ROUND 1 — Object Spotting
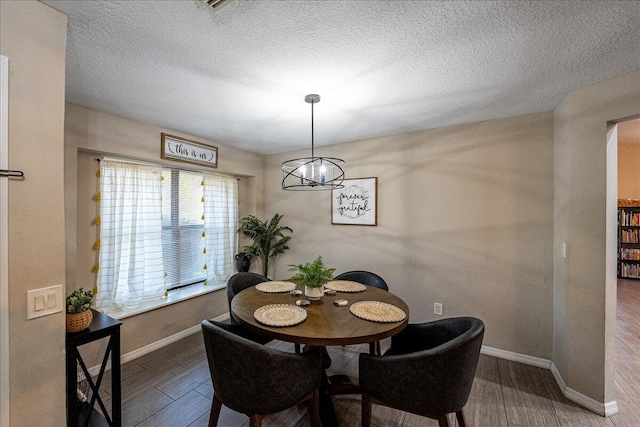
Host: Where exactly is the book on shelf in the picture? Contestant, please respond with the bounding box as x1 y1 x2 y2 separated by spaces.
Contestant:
620 248 640 261
620 229 640 244
619 262 640 279
619 209 640 226
618 206 640 279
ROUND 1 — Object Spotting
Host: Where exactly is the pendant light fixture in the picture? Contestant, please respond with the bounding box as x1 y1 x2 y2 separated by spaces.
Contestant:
282 94 345 190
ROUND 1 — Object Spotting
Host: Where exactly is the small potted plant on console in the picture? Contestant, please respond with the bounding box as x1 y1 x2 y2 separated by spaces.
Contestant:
66 288 95 333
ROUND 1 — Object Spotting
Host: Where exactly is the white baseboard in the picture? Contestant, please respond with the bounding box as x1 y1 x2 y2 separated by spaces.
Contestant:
86 322 618 418
564 386 619 417
87 312 230 377
481 345 552 369
550 361 567 393
603 400 620 417
481 345 618 417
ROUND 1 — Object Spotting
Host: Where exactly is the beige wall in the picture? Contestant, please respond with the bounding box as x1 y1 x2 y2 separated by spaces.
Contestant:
265 112 555 359
0 1 67 425
64 103 264 361
553 70 640 404
618 142 640 199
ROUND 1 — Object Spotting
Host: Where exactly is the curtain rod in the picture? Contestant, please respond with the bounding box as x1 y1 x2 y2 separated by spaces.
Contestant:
95 157 240 180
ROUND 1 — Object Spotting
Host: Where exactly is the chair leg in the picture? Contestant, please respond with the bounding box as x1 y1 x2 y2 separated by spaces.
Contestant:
208 394 222 427
437 414 449 427
308 388 320 427
375 340 382 355
362 393 372 427
369 342 375 355
295 343 301 353
455 410 466 427
249 415 263 427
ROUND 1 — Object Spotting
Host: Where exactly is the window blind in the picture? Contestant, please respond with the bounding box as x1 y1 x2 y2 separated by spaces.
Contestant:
162 169 206 289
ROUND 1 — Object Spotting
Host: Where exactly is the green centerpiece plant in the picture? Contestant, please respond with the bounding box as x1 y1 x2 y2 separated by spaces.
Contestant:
288 256 336 300
238 213 292 278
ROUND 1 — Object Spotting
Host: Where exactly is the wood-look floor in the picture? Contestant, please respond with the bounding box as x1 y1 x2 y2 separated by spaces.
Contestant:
96 279 640 426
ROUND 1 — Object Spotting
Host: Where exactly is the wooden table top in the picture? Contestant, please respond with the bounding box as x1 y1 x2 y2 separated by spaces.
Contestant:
231 285 409 347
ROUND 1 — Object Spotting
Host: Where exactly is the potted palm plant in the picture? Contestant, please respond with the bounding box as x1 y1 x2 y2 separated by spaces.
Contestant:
238 213 292 278
288 256 336 300
66 288 95 333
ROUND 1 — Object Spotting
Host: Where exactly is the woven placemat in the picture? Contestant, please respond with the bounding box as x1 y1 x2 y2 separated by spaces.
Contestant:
255 281 297 293
350 301 406 323
254 304 307 327
325 280 367 293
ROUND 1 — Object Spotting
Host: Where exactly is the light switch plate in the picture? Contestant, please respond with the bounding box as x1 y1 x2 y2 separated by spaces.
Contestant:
27 285 63 319
34 295 45 311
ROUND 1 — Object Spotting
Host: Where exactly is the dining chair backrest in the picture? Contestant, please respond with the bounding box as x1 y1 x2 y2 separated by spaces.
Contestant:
359 317 484 426
201 320 322 425
226 272 269 324
334 270 389 291
334 270 389 355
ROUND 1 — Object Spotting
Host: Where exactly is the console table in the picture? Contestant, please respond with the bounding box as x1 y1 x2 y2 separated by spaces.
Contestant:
66 309 122 427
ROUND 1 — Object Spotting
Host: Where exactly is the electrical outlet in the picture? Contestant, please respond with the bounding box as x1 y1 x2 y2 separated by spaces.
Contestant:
434 302 443 316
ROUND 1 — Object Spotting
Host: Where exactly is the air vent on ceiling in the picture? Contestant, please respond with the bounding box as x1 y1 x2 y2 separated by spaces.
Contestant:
201 0 234 10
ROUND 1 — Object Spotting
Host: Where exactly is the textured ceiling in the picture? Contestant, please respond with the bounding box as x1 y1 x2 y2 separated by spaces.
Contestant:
40 0 640 155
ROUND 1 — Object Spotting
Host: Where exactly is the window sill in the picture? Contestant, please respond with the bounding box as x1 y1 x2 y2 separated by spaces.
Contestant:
103 282 226 320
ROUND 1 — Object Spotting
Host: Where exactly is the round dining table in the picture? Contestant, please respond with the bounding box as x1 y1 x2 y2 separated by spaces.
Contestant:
230 284 409 347
230 283 410 427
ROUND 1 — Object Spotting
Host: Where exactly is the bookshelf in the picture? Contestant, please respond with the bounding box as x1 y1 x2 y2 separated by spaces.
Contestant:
618 200 640 280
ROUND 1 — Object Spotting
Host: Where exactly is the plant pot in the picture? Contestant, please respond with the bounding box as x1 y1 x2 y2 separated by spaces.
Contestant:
235 253 252 272
66 309 93 333
305 286 324 301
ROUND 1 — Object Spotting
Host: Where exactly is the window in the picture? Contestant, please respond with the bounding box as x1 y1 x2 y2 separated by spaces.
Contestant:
162 169 206 290
96 158 238 312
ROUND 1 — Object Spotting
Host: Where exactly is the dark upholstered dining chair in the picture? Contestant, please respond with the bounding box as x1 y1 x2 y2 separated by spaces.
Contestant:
226 272 300 352
224 272 273 345
359 317 485 427
201 320 322 427
226 272 270 324
334 270 389 291
334 270 389 354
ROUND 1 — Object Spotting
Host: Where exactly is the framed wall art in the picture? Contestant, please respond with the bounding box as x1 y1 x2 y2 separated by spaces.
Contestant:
331 177 377 226
161 133 218 168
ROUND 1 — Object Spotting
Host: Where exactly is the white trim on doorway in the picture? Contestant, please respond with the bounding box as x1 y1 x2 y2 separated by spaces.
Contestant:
0 54 10 427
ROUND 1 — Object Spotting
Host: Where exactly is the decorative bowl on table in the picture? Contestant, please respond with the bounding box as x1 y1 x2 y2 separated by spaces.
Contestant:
66 309 93 333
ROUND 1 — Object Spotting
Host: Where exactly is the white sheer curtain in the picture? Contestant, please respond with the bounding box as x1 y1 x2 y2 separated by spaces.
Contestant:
96 159 165 311
203 174 238 285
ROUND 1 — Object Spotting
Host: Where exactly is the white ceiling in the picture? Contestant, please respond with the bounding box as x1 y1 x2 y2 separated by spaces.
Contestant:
40 0 640 154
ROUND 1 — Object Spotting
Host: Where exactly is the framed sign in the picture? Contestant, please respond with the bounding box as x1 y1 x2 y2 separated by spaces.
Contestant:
161 133 218 168
332 177 377 226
